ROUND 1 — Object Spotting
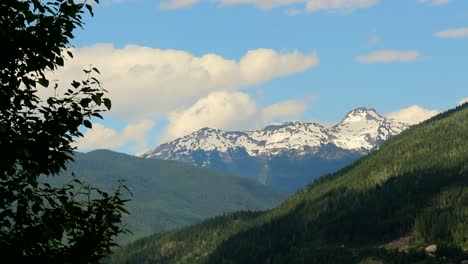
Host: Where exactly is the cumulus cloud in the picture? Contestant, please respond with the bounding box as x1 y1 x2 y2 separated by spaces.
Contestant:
75 120 155 154
75 124 122 150
158 0 379 12
263 99 308 121
434 27 468 38
357 50 423 63
160 91 261 142
418 0 449 5
160 0 199 9
159 91 309 143
48 44 318 120
386 105 439 125
460 97 468 105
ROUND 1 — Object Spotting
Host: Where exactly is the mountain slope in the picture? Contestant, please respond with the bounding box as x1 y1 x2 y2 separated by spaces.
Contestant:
142 107 407 192
56 150 286 243
111 103 468 263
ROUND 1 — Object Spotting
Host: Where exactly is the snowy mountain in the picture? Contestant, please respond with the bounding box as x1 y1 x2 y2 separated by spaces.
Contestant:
143 107 407 160
141 107 408 192
330 107 408 150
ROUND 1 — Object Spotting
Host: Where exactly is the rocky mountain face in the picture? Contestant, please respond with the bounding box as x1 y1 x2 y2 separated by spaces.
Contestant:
141 108 408 192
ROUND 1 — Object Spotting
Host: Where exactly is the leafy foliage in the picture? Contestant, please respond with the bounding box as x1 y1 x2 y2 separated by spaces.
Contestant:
110 104 468 263
0 0 129 262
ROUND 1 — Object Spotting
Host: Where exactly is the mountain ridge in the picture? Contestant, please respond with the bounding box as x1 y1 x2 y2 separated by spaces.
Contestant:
142 107 407 160
141 107 408 192
144 107 405 158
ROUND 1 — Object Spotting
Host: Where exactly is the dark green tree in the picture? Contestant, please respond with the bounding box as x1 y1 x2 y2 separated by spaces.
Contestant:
0 0 129 262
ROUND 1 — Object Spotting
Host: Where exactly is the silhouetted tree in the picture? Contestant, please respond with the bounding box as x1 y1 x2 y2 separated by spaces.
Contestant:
0 0 129 262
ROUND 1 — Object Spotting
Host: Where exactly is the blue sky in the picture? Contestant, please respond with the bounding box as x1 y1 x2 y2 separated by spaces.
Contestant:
59 0 468 155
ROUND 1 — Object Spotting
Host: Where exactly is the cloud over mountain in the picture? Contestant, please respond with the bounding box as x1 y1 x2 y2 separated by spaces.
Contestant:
75 120 155 154
159 91 309 143
386 105 439 125
48 44 319 120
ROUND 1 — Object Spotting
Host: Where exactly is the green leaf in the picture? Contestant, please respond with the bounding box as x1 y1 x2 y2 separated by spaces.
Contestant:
90 77 101 85
67 50 74 58
73 179 83 184
91 113 103 119
92 67 101 74
38 78 49 87
117 205 130 215
71 80 80 88
80 98 92 107
56 57 64 66
85 4 94 17
92 94 102 105
103 98 112 110
83 120 92 129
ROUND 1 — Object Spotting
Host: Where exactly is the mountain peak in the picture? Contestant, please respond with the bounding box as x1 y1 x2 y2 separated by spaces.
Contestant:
331 107 407 150
341 107 381 123
195 127 223 136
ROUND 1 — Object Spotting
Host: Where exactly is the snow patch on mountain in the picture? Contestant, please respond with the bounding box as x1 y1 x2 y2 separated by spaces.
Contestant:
141 107 409 160
330 108 407 150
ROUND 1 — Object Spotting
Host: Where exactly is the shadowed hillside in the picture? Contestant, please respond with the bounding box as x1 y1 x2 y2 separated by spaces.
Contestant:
54 150 286 242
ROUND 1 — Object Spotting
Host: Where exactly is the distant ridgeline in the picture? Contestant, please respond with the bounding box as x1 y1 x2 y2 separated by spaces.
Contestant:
142 107 408 193
55 151 286 243
109 103 468 263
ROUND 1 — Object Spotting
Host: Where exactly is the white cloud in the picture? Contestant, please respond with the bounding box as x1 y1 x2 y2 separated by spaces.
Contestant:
263 99 308 121
159 91 309 143
160 91 261 143
304 0 378 12
158 0 379 12
357 50 423 63
160 0 199 9
75 120 155 154
460 97 468 105
122 120 157 153
434 27 468 38
418 0 449 5
386 105 439 125
48 44 319 120
75 124 122 150
285 7 302 16
240 49 319 85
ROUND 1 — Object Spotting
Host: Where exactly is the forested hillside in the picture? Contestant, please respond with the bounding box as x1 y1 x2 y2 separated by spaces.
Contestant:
109 103 468 263
54 150 286 242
